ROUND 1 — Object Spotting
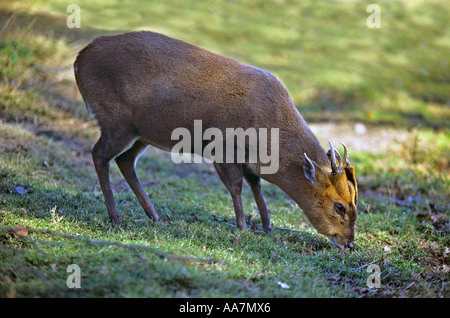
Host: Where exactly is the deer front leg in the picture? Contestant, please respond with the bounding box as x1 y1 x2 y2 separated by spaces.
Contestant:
243 168 272 232
213 163 247 230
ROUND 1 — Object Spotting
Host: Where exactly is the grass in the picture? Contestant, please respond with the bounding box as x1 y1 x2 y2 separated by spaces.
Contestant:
0 0 449 298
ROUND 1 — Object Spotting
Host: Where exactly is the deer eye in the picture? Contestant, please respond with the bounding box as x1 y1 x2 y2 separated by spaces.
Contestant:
335 203 346 215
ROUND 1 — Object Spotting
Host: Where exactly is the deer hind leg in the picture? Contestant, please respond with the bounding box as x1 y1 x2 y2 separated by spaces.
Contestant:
115 140 159 221
213 162 246 230
91 131 138 225
243 167 272 232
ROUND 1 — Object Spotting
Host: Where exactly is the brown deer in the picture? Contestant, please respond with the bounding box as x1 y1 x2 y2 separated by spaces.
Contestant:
74 31 358 249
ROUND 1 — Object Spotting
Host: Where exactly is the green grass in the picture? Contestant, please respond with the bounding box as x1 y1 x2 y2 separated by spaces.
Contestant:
0 0 449 298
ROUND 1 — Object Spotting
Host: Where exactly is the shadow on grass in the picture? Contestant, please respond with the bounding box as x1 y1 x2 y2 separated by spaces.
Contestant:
0 172 329 250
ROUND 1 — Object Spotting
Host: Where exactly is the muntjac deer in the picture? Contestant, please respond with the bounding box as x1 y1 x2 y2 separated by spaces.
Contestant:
74 31 358 249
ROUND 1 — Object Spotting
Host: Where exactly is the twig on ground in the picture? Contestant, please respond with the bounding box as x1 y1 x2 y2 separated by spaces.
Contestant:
276 227 303 233
354 259 379 271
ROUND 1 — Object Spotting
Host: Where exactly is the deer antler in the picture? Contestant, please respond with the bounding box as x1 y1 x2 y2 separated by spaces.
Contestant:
340 142 351 167
328 141 343 174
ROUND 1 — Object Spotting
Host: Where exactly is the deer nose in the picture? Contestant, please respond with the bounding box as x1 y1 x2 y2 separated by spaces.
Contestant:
345 241 354 249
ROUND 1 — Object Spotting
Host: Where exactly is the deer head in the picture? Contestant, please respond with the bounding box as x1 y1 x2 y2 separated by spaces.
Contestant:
302 142 358 249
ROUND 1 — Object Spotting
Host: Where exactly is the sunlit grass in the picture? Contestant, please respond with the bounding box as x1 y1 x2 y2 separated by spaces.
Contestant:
7 0 444 128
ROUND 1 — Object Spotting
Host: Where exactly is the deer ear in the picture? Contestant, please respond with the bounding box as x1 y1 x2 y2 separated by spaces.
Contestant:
344 166 358 203
303 153 331 188
302 153 316 185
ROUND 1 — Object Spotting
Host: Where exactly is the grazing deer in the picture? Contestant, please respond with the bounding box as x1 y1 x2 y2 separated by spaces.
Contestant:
74 31 358 249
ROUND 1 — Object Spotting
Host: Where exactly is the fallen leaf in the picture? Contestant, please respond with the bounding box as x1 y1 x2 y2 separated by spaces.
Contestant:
12 186 27 195
277 281 290 289
12 224 28 238
430 241 440 250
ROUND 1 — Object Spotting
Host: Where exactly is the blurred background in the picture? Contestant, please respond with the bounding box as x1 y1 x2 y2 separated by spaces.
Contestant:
1 0 448 196
2 0 449 126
